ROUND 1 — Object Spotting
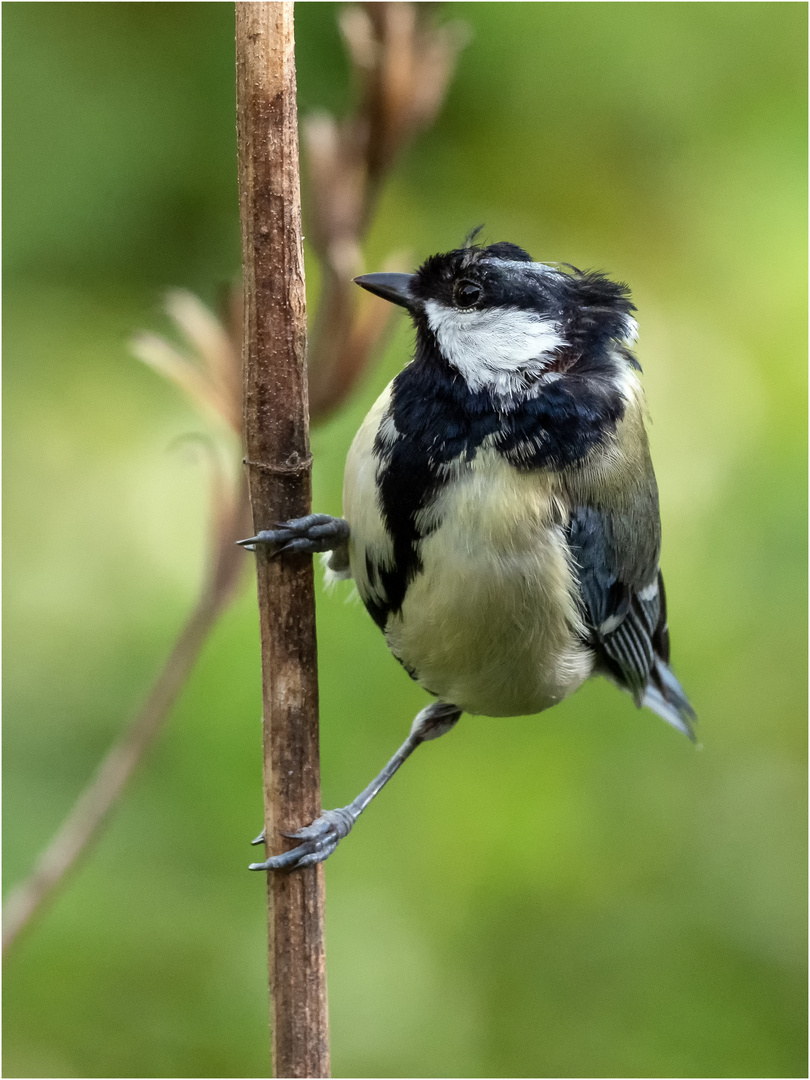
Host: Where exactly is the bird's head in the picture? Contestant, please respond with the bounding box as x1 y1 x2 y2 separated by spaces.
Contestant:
355 237 639 400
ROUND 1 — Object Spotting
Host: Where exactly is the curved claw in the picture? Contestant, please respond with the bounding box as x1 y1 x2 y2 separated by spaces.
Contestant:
249 845 311 872
251 830 266 846
236 528 291 548
270 536 321 558
292 843 339 869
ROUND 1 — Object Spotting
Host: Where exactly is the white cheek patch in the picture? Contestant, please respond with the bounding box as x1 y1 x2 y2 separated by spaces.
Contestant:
424 300 565 398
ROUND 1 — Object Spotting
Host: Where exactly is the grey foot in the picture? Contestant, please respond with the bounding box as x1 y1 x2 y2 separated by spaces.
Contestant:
251 829 265 846
249 807 355 872
237 514 349 556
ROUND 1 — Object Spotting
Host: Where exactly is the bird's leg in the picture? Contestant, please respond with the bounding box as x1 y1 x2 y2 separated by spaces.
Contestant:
249 700 462 872
237 513 349 556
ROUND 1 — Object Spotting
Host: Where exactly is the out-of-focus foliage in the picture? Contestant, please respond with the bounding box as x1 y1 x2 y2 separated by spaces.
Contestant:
4 3 806 1077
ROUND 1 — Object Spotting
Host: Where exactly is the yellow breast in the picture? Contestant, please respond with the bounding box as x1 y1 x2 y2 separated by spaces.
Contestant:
382 448 593 716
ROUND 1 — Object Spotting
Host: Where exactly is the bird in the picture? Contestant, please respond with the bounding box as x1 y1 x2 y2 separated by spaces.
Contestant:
240 233 696 872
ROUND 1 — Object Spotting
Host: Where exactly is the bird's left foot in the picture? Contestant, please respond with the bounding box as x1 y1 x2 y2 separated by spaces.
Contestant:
237 514 349 556
248 807 356 872
248 703 461 872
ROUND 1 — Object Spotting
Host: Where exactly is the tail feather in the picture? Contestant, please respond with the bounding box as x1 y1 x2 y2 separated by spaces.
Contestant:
643 659 697 741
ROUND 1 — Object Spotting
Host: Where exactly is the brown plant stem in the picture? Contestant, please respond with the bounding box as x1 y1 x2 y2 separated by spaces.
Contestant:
236 4 330 1078
2 475 250 956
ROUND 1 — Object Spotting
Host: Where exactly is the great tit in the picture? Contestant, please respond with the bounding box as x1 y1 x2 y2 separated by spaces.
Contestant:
242 236 696 872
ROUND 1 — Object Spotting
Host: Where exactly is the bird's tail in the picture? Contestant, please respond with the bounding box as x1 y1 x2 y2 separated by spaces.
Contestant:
643 659 697 741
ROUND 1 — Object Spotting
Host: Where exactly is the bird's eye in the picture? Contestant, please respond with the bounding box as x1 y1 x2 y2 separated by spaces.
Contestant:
453 279 482 309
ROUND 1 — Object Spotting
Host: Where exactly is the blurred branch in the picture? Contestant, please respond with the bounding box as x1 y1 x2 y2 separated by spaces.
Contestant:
2 0 466 961
2 294 251 956
132 289 243 433
305 2 468 418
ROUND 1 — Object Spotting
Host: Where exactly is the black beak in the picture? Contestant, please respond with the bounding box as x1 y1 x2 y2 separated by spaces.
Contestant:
353 272 414 309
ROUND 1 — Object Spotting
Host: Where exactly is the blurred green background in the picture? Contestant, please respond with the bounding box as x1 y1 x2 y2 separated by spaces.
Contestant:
4 3 806 1077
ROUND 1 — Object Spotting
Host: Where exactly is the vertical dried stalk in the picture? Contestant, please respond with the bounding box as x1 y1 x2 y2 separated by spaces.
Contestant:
235 4 330 1078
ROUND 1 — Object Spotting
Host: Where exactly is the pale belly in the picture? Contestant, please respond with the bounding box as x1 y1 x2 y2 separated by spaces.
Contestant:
376 457 595 717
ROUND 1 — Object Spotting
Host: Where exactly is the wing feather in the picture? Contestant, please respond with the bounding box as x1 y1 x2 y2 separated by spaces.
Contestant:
567 504 696 739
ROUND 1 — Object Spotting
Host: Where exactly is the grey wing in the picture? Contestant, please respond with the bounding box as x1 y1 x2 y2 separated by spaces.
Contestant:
567 504 696 739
